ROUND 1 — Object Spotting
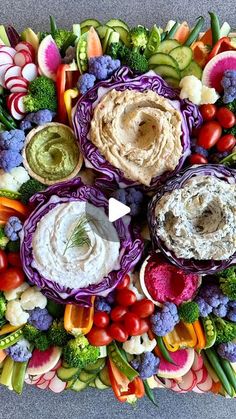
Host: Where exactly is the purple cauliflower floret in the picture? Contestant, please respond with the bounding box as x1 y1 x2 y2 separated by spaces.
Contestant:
227 301 236 322
5 339 32 362
0 149 22 172
4 216 22 241
89 56 121 80
221 70 236 103
150 302 179 336
196 284 229 318
77 73 96 95
217 342 236 363
95 297 111 313
112 187 145 216
20 110 56 130
28 307 53 331
195 297 212 317
131 351 160 380
0 129 25 151
213 304 228 318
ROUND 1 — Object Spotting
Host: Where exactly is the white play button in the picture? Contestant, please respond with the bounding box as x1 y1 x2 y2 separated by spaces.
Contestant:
108 198 130 222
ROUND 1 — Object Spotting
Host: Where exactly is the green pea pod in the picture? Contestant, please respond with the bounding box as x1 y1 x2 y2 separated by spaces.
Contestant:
144 25 161 58
209 12 221 46
156 336 176 365
107 341 138 381
143 379 158 406
219 358 236 393
0 356 14 388
165 22 179 40
205 348 234 397
201 316 216 348
0 190 21 200
0 328 23 350
185 16 204 46
220 151 236 166
12 361 28 394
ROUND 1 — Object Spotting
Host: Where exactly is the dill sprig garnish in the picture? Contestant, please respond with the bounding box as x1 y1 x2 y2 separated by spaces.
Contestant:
63 214 91 255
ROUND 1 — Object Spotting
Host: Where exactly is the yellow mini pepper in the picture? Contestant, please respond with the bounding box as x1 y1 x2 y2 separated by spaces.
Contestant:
64 88 79 127
163 321 198 352
64 296 95 336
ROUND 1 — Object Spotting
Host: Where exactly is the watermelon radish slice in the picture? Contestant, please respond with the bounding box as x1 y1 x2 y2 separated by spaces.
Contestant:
15 41 35 59
21 63 38 82
37 35 61 81
5 76 28 90
4 65 22 82
0 46 16 58
14 50 33 67
158 348 195 379
48 375 66 393
192 352 204 372
178 370 197 391
27 347 62 376
0 51 14 65
202 51 236 92
0 64 12 87
197 374 213 392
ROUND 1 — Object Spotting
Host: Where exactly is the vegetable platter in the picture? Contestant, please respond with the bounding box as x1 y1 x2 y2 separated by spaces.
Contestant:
0 11 236 405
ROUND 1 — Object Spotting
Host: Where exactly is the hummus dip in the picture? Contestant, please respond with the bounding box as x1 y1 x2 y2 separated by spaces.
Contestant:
89 89 183 186
32 201 120 289
154 175 236 260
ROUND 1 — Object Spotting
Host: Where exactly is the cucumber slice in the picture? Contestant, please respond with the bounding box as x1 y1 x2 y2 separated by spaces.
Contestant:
96 25 109 40
102 27 114 53
165 77 180 88
79 370 97 383
99 366 111 387
84 358 106 374
157 39 180 54
113 26 130 47
62 361 70 369
169 46 192 70
107 31 120 51
106 19 129 31
88 380 96 387
95 376 109 390
181 60 202 80
70 378 88 392
56 366 80 382
149 52 179 69
80 19 100 29
153 64 180 80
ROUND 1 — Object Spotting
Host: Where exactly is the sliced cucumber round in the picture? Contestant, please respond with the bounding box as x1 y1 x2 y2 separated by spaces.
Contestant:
99 366 111 387
169 46 193 70
95 376 109 390
70 379 88 392
113 26 130 47
149 52 179 69
157 39 180 54
96 25 110 40
56 366 80 382
84 358 106 374
153 64 180 80
181 60 203 80
79 370 97 383
165 77 180 88
106 19 129 31
80 19 100 29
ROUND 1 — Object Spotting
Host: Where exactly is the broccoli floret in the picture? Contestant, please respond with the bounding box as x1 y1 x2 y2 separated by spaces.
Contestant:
218 267 236 300
53 30 76 53
129 26 149 52
35 333 51 351
24 76 57 113
0 292 6 319
23 323 41 341
106 42 124 59
19 179 45 205
63 335 100 368
107 43 148 73
6 239 20 253
178 301 200 323
214 317 236 344
48 320 70 347
0 227 9 249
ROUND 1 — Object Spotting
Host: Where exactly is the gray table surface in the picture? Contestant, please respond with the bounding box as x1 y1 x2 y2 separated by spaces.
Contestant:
1 0 236 417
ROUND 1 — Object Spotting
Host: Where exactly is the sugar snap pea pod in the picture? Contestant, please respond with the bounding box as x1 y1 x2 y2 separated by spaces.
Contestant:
143 380 158 406
12 361 28 394
201 316 216 348
144 25 161 57
0 356 14 388
219 358 236 393
0 328 23 350
156 336 176 365
185 16 204 46
107 341 138 381
209 12 221 46
165 22 179 40
205 348 234 397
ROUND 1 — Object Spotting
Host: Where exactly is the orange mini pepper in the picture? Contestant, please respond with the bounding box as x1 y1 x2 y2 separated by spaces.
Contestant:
64 296 95 336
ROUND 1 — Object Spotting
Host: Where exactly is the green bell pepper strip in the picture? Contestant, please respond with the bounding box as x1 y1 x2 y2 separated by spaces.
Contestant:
143 379 158 406
205 348 234 397
185 16 204 46
209 12 221 46
107 341 139 381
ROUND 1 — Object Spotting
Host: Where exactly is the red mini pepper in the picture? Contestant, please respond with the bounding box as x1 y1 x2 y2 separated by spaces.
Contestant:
56 62 80 124
207 37 236 62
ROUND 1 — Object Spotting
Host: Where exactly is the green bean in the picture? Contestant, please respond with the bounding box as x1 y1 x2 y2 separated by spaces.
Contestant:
143 380 158 406
165 22 179 40
205 348 234 397
156 336 176 365
50 16 58 37
209 12 221 46
185 16 204 46
219 358 236 393
161 31 168 42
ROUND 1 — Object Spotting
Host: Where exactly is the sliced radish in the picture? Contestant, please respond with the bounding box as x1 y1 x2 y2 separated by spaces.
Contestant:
10 84 28 93
21 63 38 82
4 65 22 82
42 371 55 381
0 46 16 58
10 94 25 120
192 352 204 372
192 385 204 394
178 370 197 391
14 94 26 115
48 375 66 393
163 378 173 389
5 75 28 90
197 375 213 392
15 41 35 59
14 51 32 67
0 64 12 87
0 51 14 65
36 381 49 390
195 369 204 384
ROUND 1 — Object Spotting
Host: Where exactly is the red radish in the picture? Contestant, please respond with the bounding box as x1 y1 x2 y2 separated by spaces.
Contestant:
5 75 28 90
4 65 22 82
0 46 16 58
192 352 204 372
10 84 28 93
36 381 49 390
0 64 12 87
178 370 197 391
48 375 66 393
37 35 61 81
87 26 103 58
192 385 204 394
10 94 26 120
7 92 22 110
43 371 55 381
202 51 236 92
196 366 208 384
14 94 26 115
197 374 213 392
14 50 32 67
15 41 35 59
0 51 14 65
21 62 37 81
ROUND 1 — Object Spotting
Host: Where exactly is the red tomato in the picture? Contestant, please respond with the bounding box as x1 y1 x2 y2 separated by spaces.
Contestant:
189 153 208 164
107 323 129 342
7 252 22 267
216 134 236 152
130 299 155 318
116 274 130 290
200 104 217 121
110 306 128 322
115 289 137 307
216 107 236 129
0 267 24 291
123 312 141 335
0 250 8 273
87 327 113 346
132 319 149 336
93 311 110 328
197 121 222 149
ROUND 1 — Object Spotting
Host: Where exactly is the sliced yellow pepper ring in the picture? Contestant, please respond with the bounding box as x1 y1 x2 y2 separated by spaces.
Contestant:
64 296 95 336
163 321 198 352
64 88 79 127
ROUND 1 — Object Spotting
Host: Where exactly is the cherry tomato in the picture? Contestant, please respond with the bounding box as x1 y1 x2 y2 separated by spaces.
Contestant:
123 312 141 335
115 289 137 307
197 121 222 149
110 306 128 322
200 104 217 121
189 153 208 165
87 327 113 346
216 134 236 152
7 252 22 267
132 319 149 336
130 298 155 318
216 107 236 129
0 250 8 273
93 311 110 328
107 323 129 342
0 267 24 291
116 274 130 290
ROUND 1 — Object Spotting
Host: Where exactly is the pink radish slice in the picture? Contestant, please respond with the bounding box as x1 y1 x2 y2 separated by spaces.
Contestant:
0 64 12 87
10 95 25 120
0 51 14 65
0 46 16 58
14 51 32 67
42 371 55 381
163 378 173 389
14 94 26 115
178 370 197 391
4 65 22 82
48 375 66 393
192 385 204 394
25 374 42 385
195 369 204 384
197 375 213 392
35 376 47 386
202 51 236 92
10 84 28 93
192 352 204 372
36 381 49 390
15 41 35 59
21 63 38 82
53 361 62 371
5 75 28 90
7 92 20 110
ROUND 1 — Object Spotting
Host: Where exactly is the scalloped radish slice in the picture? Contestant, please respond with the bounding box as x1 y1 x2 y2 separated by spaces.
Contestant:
4 65 22 82
5 75 28 90
197 375 213 392
21 63 37 82
178 370 197 391
15 41 35 59
192 352 204 372
48 375 66 393
0 64 12 87
0 51 14 65
196 366 208 385
202 51 236 92
14 50 32 67
37 35 61 81
0 46 16 58
14 94 26 114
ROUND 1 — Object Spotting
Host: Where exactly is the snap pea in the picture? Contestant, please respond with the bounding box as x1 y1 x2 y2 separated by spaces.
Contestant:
143 380 158 406
0 356 14 388
12 361 28 394
201 316 216 348
0 328 23 350
107 341 138 381
161 31 168 41
209 12 221 46
185 16 204 46
165 22 179 40
0 189 21 200
219 358 236 393
144 25 161 58
205 348 234 397
156 336 176 365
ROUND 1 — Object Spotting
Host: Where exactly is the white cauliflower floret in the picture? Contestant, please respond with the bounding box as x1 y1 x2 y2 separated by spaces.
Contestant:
20 286 47 310
123 333 156 355
128 272 144 301
5 300 29 326
201 86 220 104
0 167 30 192
4 282 29 301
179 76 202 105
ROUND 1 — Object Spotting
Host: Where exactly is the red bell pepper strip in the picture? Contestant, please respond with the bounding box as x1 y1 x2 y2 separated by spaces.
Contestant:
56 63 80 124
207 37 236 62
